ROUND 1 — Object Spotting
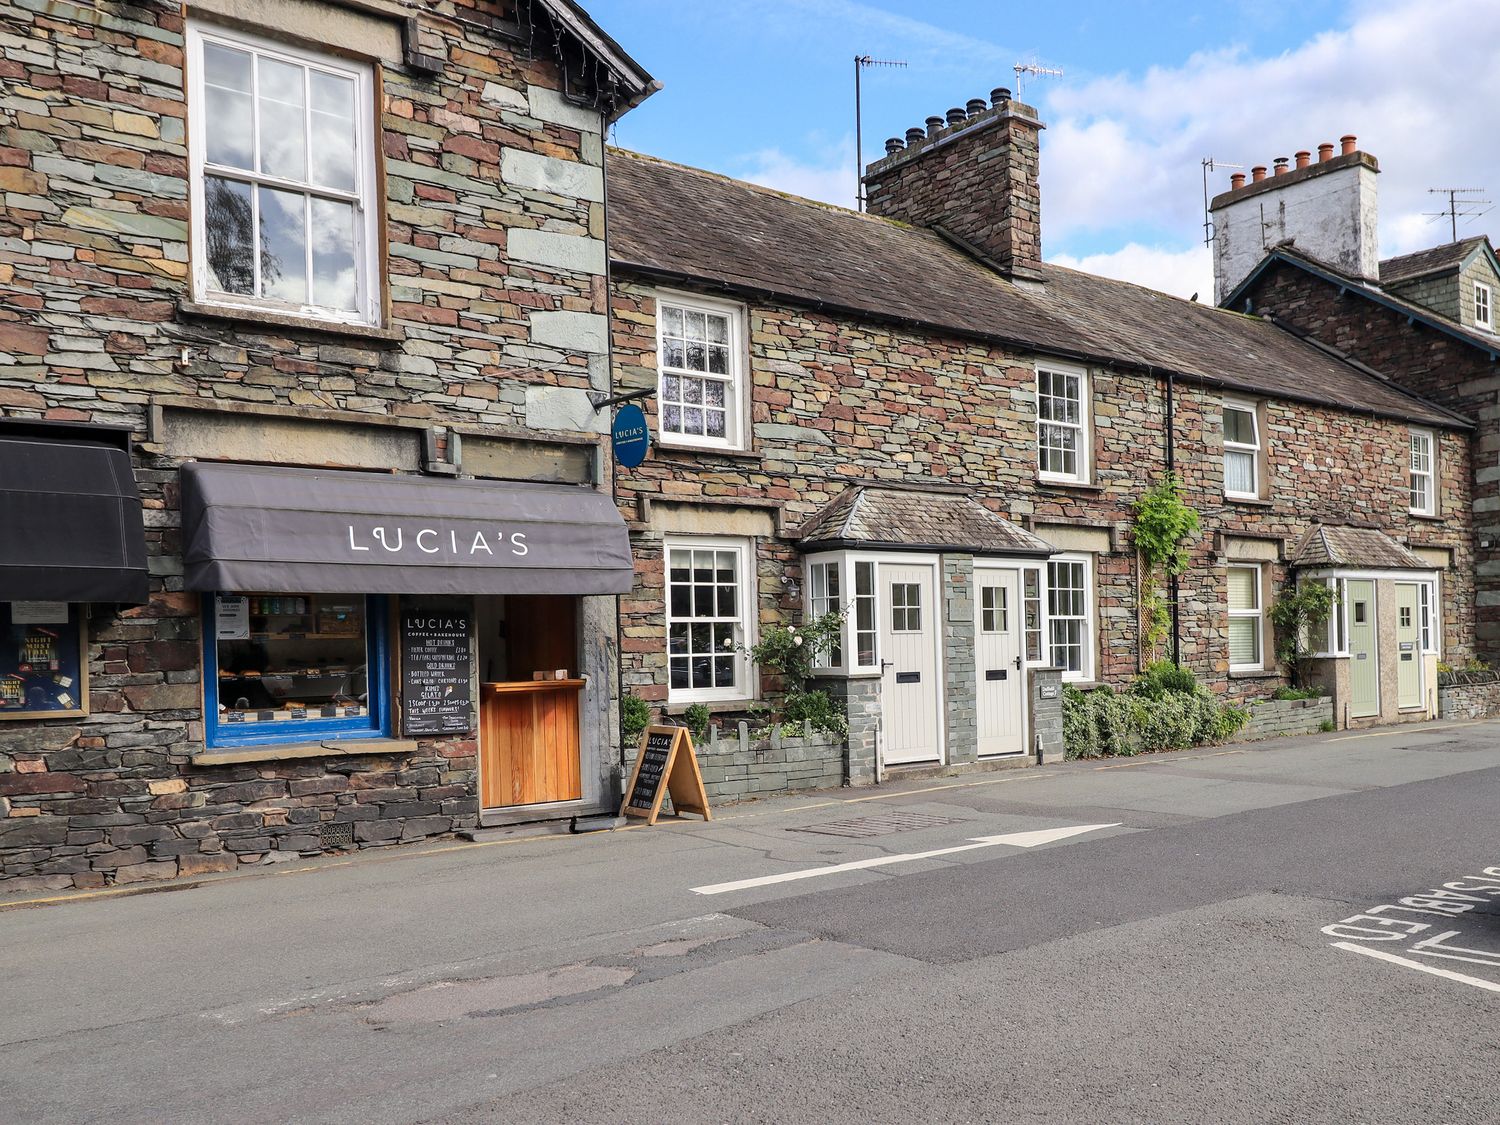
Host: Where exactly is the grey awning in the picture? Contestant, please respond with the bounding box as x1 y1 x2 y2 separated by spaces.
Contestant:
181 462 633 596
0 431 148 603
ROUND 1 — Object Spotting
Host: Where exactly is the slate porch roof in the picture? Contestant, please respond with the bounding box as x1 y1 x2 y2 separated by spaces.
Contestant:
1379 236 1492 284
1289 525 1430 570
606 149 1466 430
796 486 1054 556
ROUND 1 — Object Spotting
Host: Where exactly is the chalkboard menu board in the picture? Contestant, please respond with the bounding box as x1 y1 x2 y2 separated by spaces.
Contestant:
620 725 712 826
626 728 677 814
400 607 473 737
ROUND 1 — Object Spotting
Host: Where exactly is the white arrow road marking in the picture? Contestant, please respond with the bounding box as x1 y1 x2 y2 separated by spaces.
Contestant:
691 823 1120 896
1332 941 1500 995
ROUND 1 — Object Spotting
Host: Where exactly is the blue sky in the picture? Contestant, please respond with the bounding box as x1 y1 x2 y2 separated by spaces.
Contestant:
590 0 1499 299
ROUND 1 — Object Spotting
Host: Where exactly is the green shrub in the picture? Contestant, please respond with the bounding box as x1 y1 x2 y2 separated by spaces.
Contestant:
1135 660 1199 698
1318 719 1336 733
781 689 848 738
620 692 652 747
1269 685 1327 702
682 703 711 740
1062 671 1249 759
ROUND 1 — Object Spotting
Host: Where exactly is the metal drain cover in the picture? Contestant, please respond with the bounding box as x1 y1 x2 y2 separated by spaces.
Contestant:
788 811 962 838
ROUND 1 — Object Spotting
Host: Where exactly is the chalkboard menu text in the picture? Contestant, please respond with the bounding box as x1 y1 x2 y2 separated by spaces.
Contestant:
401 607 473 737
620 725 712 826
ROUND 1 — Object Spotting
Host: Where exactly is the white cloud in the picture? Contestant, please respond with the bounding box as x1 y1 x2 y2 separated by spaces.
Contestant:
1051 244 1213 302
1041 0 1500 268
734 138 857 209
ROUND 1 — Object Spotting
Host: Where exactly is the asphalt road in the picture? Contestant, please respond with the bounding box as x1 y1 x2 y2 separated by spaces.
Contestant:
4 720 1500 1123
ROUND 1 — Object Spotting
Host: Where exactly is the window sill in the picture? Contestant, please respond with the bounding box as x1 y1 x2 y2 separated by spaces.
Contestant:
1228 669 1279 680
179 300 405 346
654 442 763 462
1408 512 1444 522
192 737 419 766
663 698 756 716
1035 476 1103 493
1224 495 1273 507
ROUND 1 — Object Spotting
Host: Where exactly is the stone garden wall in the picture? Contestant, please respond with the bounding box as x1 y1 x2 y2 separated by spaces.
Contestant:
1437 679 1500 720
1239 697 1335 741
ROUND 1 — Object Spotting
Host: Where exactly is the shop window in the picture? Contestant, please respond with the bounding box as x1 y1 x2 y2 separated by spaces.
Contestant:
1036 363 1089 483
656 295 745 449
1227 565 1264 671
807 559 843 670
1047 555 1094 681
1224 399 1261 499
186 23 381 325
1022 567 1044 663
665 538 752 702
204 593 388 747
0 602 86 720
1409 429 1435 516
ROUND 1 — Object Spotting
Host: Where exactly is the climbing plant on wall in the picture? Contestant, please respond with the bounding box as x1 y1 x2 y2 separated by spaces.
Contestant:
1131 472 1202 665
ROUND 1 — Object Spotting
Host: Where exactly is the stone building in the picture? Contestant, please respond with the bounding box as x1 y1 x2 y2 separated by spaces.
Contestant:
1211 144 1500 662
0 0 655 890
607 91 1474 785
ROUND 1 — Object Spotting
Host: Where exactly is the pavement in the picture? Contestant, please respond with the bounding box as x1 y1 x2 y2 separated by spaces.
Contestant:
5 719 1500 1123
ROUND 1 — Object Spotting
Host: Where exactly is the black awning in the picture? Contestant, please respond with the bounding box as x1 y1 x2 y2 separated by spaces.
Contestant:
180 462 634 597
0 433 149 604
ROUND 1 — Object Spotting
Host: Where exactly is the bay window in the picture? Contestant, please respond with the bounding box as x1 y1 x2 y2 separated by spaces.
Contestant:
187 23 381 325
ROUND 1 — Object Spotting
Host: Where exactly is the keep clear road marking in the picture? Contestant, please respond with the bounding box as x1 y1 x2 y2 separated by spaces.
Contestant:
1331 942 1500 996
691 823 1120 896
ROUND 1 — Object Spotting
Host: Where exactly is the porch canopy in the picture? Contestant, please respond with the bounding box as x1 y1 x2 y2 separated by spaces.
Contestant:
0 428 148 603
796 485 1055 555
1290 525 1430 570
181 461 634 596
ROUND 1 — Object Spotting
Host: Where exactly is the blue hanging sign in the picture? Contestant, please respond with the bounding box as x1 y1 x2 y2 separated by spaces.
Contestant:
612 403 650 468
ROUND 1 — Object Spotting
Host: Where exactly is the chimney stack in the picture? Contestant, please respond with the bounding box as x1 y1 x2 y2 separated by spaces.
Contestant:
863 88 1045 279
1208 134 1380 302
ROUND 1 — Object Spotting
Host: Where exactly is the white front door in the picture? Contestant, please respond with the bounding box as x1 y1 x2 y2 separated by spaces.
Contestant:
975 568 1027 757
879 563 941 766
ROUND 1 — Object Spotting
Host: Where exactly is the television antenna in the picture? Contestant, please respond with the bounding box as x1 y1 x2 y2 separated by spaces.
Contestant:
1424 187 1491 243
854 55 907 211
1201 156 1245 246
1013 60 1063 98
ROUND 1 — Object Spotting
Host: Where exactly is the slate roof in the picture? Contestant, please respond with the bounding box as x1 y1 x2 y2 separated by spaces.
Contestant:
1290 525 1429 570
1380 236 1489 284
607 149 1465 430
796 486 1055 555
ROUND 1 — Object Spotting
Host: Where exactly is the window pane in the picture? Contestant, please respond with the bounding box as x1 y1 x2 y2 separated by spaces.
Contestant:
1224 406 1256 446
309 69 356 192
1227 567 1259 611
203 176 255 295
706 313 729 344
257 55 307 181
1228 617 1261 667
258 186 308 303
310 197 357 313
1225 449 1255 495
217 594 368 726
203 42 253 170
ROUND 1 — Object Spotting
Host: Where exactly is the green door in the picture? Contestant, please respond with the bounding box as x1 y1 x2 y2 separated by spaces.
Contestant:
1347 580 1379 719
1395 583 1424 711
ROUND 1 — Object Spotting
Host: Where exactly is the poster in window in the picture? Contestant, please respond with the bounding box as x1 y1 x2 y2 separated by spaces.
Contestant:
0 602 86 719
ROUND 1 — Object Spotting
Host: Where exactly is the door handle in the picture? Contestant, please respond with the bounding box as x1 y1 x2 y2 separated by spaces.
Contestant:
880 660 894 673
1014 655 1022 670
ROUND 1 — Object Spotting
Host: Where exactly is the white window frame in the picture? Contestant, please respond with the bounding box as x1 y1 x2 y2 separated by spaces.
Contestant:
1046 553 1095 683
1475 282 1493 331
802 551 881 676
664 536 755 704
186 23 381 326
654 292 748 451
1409 428 1436 516
1223 398 1261 500
1022 563 1047 667
1227 563 1265 672
806 558 844 673
1035 362 1090 484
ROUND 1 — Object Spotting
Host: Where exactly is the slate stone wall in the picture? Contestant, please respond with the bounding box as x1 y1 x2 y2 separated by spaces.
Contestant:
1437 681 1500 721
0 0 616 890
621 722 843 805
1239 697 1335 741
1240 259 1492 659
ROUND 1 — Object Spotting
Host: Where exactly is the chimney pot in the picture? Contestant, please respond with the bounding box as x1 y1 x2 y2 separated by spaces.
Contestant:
1230 172 1246 190
1273 157 1289 176
946 107 967 127
1252 165 1267 183
884 136 904 155
1295 150 1310 169
990 87 1011 106
1340 134 1357 155
904 126 926 147
925 115 944 138
1318 142 1335 162
966 98 987 118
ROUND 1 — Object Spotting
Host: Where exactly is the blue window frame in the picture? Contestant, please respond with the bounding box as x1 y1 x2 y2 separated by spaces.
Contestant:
202 593 389 748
